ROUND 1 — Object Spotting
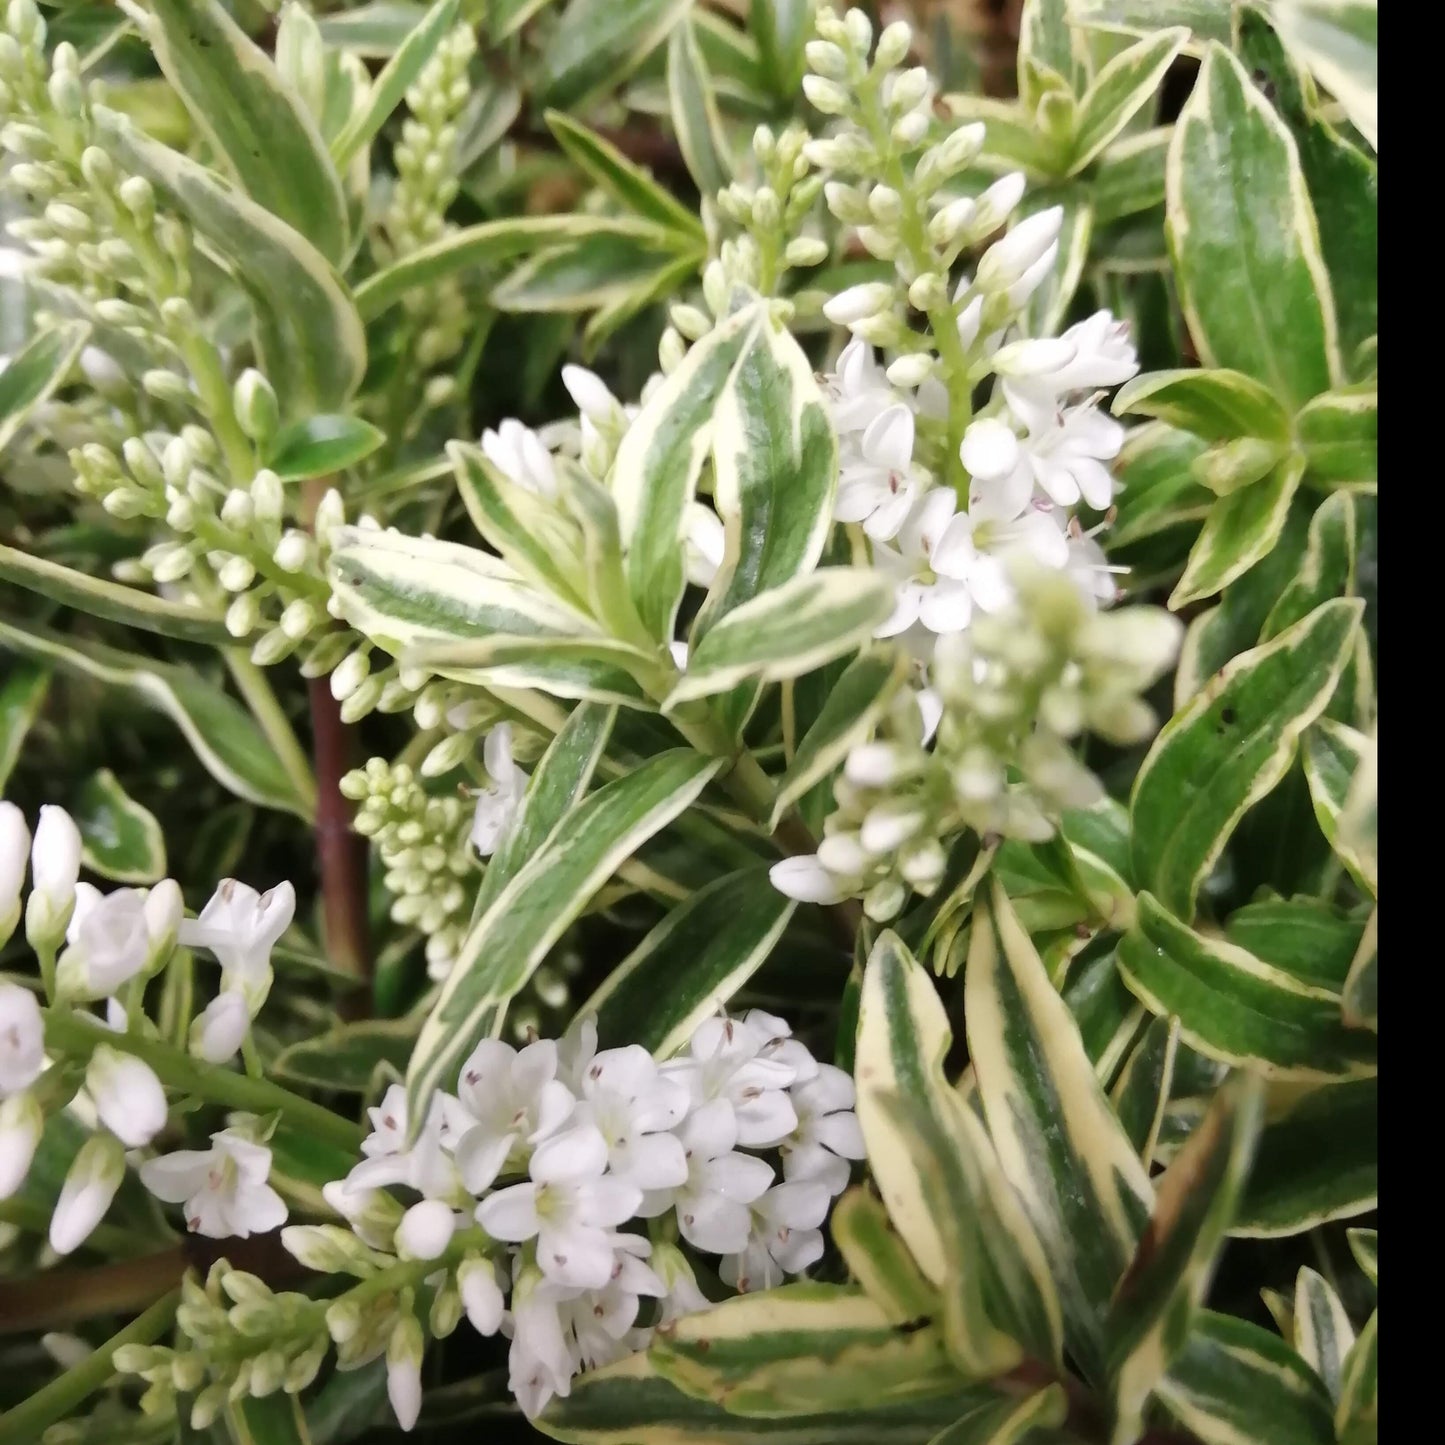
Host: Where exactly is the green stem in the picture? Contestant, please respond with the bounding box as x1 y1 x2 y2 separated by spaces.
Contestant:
223 650 318 817
0 1290 180 1445
41 1010 363 1152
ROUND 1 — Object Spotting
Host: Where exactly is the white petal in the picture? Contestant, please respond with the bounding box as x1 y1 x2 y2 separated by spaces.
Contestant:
861 404 915 471
579 1177 644 1228
733 1089 798 1149
614 1132 688 1191
530 1125 608 1184
476 1183 542 1241
536 1223 616 1289
873 583 924 640
918 580 974 634
769 856 845 904
960 418 1020 482
677 1193 752 1255
138 1149 212 1204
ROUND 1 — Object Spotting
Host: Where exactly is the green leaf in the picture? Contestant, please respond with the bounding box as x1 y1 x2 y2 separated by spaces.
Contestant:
0 321 90 453
73 768 166 884
330 0 461 168
695 317 839 638
1262 492 1359 640
1091 127 1169 222
1223 897 1364 996
1110 1013 1181 1162
612 305 762 640
405 751 722 1129
1068 0 1232 47
1334 1308 1376 1444
831 1188 939 1327
1170 453 1305 608
356 215 683 319
0 542 238 646
539 0 692 110
1346 1228 1376 1286
1112 368 1291 441
1341 908 1375 1034
271 1019 419 1094
750 0 812 99
583 865 794 1057
1061 945 1146 1084
0 619 309 819
769 650 909 829
1070 29 1187 173
1157 1312 1336 1445
1296 388 1377 491
1020 0 1090 94
1129 597 1361 918
144 0 349 264
492 228 699 314
93 108 365 416
537 1350 1005 1443
225 1392 314 1445
1293 1267 1355 1404
668 18 734 196
473 702 615 920
925 1387 1068 1445
0 660 49 792
264 415 385 480
649 1282 963 1417
1107 1075 1265 1443
1166 44 1339 408
1334 726 1376 897
1118 894 1377 1080
544 111 703 234
1107 422 1213 550
1272 0 1376 151
1301 720 1374 893
668 569 894 707
965 882 1153 1382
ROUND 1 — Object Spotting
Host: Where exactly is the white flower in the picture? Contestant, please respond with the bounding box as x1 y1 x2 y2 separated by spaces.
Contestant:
469 724 528 858
1065 528 1125 607
976 206 1064 295
0 1090 42 1200
86 1045 167 1148
320 1178 403 1251
662 1016 798 1147
188 991 249 1064
782 1063 866 1196
386 1313 425 1432
561 365 619 428
139 1128 287 1238
825 338 896 434
395 1198 458 1260
871 488 980 638
1021 309 1138 396
0 982 44 1097
834 404 923 542
720 1179 832 1292
179 879 295 1013
51 1133 126 1255
477 1126 641 1291
346 1086 464 1201
559 1237 663 1374
823 282 893 327
481 418 557 498
57 885 150 999
769 855 847 905
143 879 183 954
507 1275 577 1418
452 1037 576 1194
667 1099 774 1255
459 1255 506 1337
737 1010 818 1085
1 801 28 937
683 502 726 588
573 1045 688 1199
1004 386 1125 512
27 805 81 939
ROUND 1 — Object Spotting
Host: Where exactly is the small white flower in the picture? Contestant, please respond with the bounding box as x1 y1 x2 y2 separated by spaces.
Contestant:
346 1086 465 1202
1005 387 1125 511
395 1198 458 1260
684 502 726 588
574 1045 688 1198
507 1274 577 1419
188 992 249 1064
27 805 81 938
720 1178 832 1292
85 1045 167 1148
663 1015 798 1147
50 1133 126 1255
469 724 528 858
452 1037 576 1193
179 879 295 1013
834 404 922 542
481 418 557 498
0 982 44 1098
1066 528 1126 607
1025 309 1138 396
0 1090 42 1200
826 338 896 434
477 1126 641 1291
769 855 847 905
737 1010 818 1086
58 884 151 999
139 1127 287 1239
871 488 981 639
782 1063 866 1196
667 1099 774 1255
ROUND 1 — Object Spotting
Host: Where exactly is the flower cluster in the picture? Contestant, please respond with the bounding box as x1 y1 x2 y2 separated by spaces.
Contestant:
319 1010 863 1421
1 799 294 1250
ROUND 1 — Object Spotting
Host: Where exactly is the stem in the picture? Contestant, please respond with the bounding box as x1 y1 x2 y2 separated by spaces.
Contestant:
0 1290 179 1445
223 652 318 817
41 1010 364 1152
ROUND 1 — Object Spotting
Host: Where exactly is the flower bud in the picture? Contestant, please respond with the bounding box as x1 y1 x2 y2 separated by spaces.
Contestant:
396 1199 457 1261
330 649 370 702
458 1256 504 1337
822 281 893 326
976 207 1064 293
0 1089 42 1200
225 592 260 639
802 75 850 115
50 1133 125 1255
885 353 934 387
1 802 28 946
144 878 183 959
189 992 249 1063
249 469 284 525
233 370 278 444
86 1046 167 1148
142 370 193 407
784 236 829 268
386 1313 424 1432
217 554 256 593
25 804 80 948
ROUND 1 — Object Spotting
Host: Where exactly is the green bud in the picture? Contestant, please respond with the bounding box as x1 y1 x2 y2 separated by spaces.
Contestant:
250 626 298 666
118 175 155 222
249 469 284 525
234 369 279 444
873 20 912 70
142 369 193 407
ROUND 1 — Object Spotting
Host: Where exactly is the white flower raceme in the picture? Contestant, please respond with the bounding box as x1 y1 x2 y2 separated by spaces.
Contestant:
452 1038 575 1193
0 1090 42 1200
85 1045 167 1148
0 982 44 1097
179 879 295 1013
469 724 528 858
50 1132 126 1255
1 800 28 942
480 418 558 498
477 1125 641 1290
25 804 81 945
140 1128 287 1238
